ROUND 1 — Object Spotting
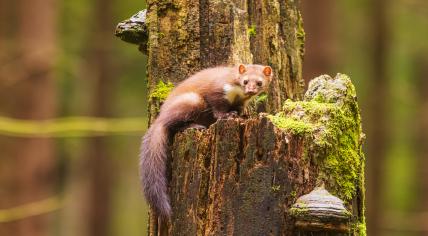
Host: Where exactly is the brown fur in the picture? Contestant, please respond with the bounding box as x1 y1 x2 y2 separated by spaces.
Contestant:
139 64 272 218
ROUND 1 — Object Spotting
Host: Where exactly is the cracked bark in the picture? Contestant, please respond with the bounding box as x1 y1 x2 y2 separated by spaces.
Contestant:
169 117 314 235
166 73 366 235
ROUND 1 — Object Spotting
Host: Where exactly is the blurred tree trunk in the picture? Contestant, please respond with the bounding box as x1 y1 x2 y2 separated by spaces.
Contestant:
0 0 11 52
80 0 116 235
415 57 428 235
0 0 57 235
366 0 389 234
301 0 338 85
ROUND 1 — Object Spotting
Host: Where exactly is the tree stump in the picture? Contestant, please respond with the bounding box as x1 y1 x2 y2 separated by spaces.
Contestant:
168 74 365 235
115 0 366 235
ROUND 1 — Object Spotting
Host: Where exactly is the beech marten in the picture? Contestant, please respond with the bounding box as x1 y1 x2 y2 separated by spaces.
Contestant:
140 64 273 218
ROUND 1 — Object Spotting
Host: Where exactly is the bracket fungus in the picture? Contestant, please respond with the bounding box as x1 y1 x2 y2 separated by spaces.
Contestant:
290 186 351 233
115 9 148 54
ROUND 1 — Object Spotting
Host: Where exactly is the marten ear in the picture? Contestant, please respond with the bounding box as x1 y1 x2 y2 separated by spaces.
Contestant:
238 64 247 74
263 66 272 77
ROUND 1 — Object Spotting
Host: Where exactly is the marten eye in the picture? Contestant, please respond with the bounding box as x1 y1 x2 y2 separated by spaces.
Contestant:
257 81 263 87
243 80 248 85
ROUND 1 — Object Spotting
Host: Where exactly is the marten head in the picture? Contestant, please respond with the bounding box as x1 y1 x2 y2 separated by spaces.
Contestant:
237 64 272 97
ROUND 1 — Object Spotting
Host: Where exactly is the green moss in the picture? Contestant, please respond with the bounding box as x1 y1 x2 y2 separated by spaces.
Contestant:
247 25 257 37
271 185 281 192
349 220 367 236
149 81 174 102
157 1 180 15
272 74 365 235
255 93 267 105
289 204 308 217
158 32 165 39
290 190 297 199
357 222 367 236
268 113 314 135
270 74 364 204
268 99 336 137
294 74 366 233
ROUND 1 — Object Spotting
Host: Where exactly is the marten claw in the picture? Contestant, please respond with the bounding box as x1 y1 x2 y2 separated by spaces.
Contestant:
215 111 239 119
186 124 207 130
227 111 239 118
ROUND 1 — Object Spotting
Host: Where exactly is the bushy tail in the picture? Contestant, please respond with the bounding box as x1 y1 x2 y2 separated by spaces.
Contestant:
139 121 171 218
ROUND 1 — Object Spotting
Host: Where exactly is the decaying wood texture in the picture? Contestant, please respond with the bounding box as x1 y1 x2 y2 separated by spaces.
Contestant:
167 74 366 235
170 117 298 235
115 0 366 235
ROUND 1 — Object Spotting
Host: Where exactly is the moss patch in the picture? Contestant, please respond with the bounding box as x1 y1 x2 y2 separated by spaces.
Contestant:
269 74 365 234
269 74 364 201
157 0 180 15
247 25 256 36
357 222 367 236
149 81 174 102
289 205 308 217
254 93 267 105
268 112 314 135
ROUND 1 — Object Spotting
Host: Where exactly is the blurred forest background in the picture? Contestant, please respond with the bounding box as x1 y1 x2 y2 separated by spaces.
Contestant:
0 0 427 235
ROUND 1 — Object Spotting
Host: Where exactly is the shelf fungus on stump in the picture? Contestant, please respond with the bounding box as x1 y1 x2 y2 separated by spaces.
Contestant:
115 9 148 54
290 186 351 233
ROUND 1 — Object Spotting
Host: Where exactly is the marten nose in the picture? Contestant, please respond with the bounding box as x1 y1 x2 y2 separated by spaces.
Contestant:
245 89 257 96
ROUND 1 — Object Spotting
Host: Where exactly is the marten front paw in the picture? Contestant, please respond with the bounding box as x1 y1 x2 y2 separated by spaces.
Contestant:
227 111 239 118
215 111 239 119
186 124 207 130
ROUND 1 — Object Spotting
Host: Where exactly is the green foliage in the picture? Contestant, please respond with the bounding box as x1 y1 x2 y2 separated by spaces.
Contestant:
149 81 175 102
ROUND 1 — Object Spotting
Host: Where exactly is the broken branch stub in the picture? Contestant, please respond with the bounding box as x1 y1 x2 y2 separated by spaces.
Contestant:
115 9 148 54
